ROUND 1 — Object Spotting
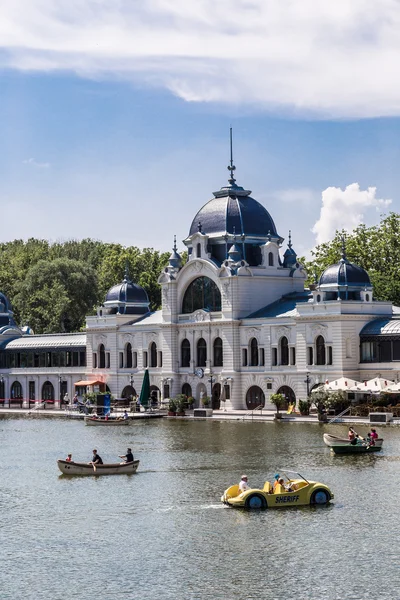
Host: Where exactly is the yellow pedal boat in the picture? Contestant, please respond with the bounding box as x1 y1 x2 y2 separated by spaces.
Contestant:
221 471 334 509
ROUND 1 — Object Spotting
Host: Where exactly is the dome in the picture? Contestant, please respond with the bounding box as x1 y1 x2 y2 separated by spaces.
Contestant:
104 270 150 315
0 292 12 313
188 185 280 239
319 260 371 288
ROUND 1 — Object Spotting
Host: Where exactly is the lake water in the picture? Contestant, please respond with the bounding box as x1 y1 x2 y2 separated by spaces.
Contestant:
1 415 399 600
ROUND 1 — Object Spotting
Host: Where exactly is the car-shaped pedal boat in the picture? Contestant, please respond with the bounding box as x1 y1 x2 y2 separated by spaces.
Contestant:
221 471 333 509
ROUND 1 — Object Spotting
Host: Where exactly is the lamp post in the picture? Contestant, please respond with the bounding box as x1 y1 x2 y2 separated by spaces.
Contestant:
304 372 311 398
208 373 215 406
58 375 62 404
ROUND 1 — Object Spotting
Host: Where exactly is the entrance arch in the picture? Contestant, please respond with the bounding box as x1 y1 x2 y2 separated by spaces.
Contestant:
212 383 221 409
246 386 265 410
149 385 160 406
42 381 55 401
121 385 136 399
182 383 192 398
276 386 295 409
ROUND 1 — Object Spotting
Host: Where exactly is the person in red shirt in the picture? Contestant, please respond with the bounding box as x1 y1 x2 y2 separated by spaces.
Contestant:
370 428 378 440
66 453 72 462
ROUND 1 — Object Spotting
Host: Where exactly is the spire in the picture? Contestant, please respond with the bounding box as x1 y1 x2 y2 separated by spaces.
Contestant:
173 234 177 252
123 260 131 282
168 235 182 269
288 230 292 249
340 233 348 263
227 127 236 184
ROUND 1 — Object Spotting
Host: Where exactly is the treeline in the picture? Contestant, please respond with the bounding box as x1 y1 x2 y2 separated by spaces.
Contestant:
0 239 171 334
302 212 400 306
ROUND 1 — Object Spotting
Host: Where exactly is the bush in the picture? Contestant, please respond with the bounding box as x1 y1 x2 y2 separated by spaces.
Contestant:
298 399 310 415
270 393 286 415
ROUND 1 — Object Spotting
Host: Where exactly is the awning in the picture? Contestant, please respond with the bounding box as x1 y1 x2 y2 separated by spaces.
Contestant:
74 380 104 387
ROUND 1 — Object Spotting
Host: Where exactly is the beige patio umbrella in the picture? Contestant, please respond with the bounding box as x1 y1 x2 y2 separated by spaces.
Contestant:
349 377 395 393
324 377 361 391
384 381 400 393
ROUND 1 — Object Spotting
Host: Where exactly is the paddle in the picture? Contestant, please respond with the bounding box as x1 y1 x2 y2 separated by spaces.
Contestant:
91 461 97 472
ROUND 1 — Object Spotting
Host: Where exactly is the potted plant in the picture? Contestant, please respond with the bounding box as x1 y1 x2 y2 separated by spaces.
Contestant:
201 395 210 407
298 399 310 416
187 396 195 410
174 395 186 416
270 393 286 419
168 399 177 416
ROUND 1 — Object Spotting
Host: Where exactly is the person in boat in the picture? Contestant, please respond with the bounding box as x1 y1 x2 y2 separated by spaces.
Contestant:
66 453 72 462
348 427 356 441
272 474 280 490
90 449 103 466
366 433 375 447
239 475 251 493
123 410 129 420
370 428 378 440
119 447 134 463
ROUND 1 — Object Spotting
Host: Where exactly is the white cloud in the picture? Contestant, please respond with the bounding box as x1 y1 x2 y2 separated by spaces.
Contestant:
23 158 50 168
312 183 392 245
2 0 400 117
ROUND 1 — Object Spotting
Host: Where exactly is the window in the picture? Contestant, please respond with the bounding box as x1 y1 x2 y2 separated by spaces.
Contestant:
196 243 201 258
290 347 296 365
106 352 110 369
268 252 274 266
182 277 221 314
150 342 157 367
327 346 333 365
260 348 265 366
158 351 163 368
280 337 289 366
119 352 124 368
181 339 191 367
365 293 370 301
307 347 313 365
393 341 400 361
223 384 230 400
379 341 391 362
272 347 277 366
125 343 132 368
143 351 148 368
242 348 248 366
182 383 192 397
10 381 23 399
315 336 326 365
361 341 375 362
246 386 265 410
197 338 207 367
132 352 138 368
42 381 54 401
29 381 35 400
250 338 259 366
213 337 223 367
316 294 321 302
93 353 97 369
99 344 106 369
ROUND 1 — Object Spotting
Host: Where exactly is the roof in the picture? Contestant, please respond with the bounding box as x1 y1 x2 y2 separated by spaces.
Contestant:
3 333 86 350
245 292 313 319
105 277 149 308
360 318 400 336
74 379 104 387
319 259 370 288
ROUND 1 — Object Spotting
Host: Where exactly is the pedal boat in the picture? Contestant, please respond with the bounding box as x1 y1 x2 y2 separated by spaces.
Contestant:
221 471 333 510
57 459 139 475
84 416 131 426
324 433 383 450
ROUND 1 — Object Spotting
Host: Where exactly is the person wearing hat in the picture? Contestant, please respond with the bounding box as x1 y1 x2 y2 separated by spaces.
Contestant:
238 474 251 493
119 448 134 463
273 474 280 490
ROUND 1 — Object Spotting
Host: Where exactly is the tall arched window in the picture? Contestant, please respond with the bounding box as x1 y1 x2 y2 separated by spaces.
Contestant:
150 342 157 367
250 338 259 366
42 381 55 400
213 337 223 367
316 336 326 365
125 342 132 368
268 252 274 266
246 386 265 410
181 339 191 367
280 336 289 366
10 381 23 399
99 344 106 369
197 338 207 367
196 243 201 258
182 277 222 314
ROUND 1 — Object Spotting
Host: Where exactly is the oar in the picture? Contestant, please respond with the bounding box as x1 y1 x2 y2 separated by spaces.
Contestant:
92 462 97 473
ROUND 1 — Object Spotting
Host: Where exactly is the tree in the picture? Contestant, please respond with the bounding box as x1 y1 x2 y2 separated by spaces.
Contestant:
14 258 98 333
270 393 286 417
302 213 400 306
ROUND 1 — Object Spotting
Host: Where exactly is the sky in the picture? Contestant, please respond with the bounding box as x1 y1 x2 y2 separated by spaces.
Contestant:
1 0 400 259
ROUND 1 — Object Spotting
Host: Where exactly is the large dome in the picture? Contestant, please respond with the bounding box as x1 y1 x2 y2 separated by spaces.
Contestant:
188 180 280 239
319 260 371 288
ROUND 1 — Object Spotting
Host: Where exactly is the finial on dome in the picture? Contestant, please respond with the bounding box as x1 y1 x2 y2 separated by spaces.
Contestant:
288 230 292 249
340 234 347 262
198 221 202 233
124 261 130 282
267 230 271 241
173 234 177 252
227 127 236 184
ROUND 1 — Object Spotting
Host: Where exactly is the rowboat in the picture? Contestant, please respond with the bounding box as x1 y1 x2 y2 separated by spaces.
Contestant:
84 417 131 426
323 433 383 449
330 444 382 455
57 459 139 475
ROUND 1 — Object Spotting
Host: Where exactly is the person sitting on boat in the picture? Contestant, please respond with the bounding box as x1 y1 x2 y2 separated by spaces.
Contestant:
366 433 375 447
66 453 72 462
123 410 129 420
370 428 378 440
239 475 251 493
273 474 280 490
119 447 134 463
90 449 103 466
348 427 356 441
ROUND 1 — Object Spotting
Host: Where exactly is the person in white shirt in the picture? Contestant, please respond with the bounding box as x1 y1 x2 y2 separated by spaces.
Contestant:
239 475 251 493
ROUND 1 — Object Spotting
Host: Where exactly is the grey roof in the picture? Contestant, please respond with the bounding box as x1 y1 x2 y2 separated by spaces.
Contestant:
245 292 313 319
105 276 149 314
360 318 400 336
3 333 86 350
319 259 370 287
189 179 280 239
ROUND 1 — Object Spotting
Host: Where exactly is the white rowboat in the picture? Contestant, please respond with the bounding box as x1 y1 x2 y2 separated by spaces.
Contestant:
57 459 139 475
84 417 131 426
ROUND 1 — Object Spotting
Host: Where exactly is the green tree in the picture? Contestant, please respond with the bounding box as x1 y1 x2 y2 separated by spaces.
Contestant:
14 258 98 333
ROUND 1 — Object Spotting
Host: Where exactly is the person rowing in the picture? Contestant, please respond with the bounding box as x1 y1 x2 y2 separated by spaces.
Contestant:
119 447 134 464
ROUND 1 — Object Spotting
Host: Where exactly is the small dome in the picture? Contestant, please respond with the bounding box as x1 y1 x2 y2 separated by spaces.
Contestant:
319 260 371 288
105 270 150 315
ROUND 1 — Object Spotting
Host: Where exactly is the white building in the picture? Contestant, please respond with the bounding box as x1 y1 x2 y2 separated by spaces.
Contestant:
1 163 399 408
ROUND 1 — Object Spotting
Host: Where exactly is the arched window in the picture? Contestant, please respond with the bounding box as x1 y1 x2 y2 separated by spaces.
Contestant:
99 344 105 369
196 243 201 258
316 336 326 365
125 343 132 368
182 383 192 398
121 385 136 399
10 380 23 399
181 339 191 367
197 338 207 367
268 252 274 266
250 338 259 366
213 337 223 367
182 277 221 314
280 336 289 366
150 342 157 367
276 385 295 409
246 386 265 410
42 381 54 400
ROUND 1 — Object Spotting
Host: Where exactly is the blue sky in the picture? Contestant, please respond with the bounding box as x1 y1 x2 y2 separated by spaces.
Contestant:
1 1 399 258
